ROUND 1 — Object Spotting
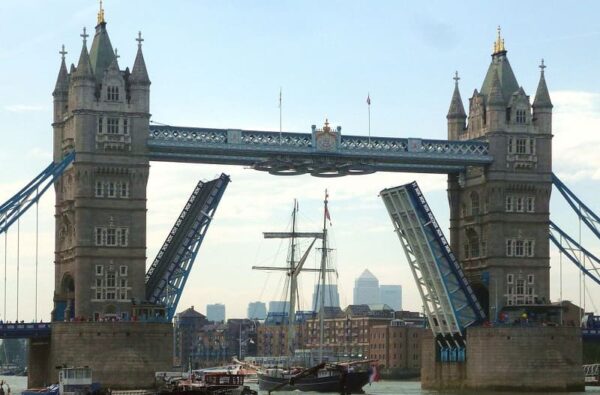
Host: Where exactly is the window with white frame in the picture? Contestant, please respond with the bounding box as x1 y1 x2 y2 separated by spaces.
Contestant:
506 239 535 257
95 179 129 199
507 274 514 284
94 227 129 247
107 118 119 134
107 181 116 198
508 137 535 155
107 86 120 101
95 181 103 197
93 265 129 301
123 118 129 135
516 109 527 124
516 197 524 212
527 274 535 284
120 265 128 276
506 196 514 212
526 197 535 213
96 265 104 276
98 117 103 134
120 182 129 198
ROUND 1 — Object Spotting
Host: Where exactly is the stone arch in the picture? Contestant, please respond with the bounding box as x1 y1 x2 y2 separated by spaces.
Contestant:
61 273 75 294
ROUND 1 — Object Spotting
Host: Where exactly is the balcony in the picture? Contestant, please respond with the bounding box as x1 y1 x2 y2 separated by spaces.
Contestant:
96 133 131 151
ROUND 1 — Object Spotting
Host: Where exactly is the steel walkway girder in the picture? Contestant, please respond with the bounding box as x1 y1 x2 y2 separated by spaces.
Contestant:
147 126 492 175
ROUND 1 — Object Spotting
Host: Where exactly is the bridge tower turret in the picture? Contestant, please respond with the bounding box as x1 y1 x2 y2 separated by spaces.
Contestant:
447 28 553 319
52 8 150 322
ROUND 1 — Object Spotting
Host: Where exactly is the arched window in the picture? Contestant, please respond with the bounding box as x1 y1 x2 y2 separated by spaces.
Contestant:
466 228 480 258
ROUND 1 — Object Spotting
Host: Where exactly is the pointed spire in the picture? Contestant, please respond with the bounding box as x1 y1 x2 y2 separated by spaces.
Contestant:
97 0 105 25
54 45 69 93
447 71 466 119
73 28 94 80
488 68 504 106
533 59 553 108
131 31 150 85
492 25 506 55
89 18 115 78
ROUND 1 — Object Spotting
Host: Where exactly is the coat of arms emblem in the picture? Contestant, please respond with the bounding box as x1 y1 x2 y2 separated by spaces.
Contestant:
314 119 339 152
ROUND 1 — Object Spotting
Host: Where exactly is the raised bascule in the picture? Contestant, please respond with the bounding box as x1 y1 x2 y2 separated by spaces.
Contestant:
0 5 596 392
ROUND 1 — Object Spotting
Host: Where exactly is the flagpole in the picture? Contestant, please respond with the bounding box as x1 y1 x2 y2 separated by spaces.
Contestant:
367 93 371 147
279 87 282 145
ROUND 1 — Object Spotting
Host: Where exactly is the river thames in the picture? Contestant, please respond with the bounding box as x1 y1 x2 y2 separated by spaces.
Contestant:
3 376 600 394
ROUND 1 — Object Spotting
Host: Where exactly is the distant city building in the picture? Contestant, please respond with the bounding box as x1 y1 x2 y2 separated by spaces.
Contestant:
311 284 340 310
206 303 226 323
353 269 380 305
268 301 289 314
380 285 402 311
247 301 267 320
174 306 208 368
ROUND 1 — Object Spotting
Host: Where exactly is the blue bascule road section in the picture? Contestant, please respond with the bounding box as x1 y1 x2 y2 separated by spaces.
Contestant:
147 125 492 176
380 182 485 362
0 152 75 235
145 174 231 321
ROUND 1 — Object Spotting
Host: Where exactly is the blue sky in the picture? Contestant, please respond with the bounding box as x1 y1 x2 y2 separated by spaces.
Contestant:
2 1 600 321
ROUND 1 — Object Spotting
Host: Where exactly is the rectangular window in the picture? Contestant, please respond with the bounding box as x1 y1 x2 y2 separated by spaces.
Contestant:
516 279 525 295
508 137 513 154
464 243 470 259
516 197 524 212
119 290 128 300
529 139 535 155
95 228 103 246
516 138 527 154
106 228 117 246
123 118 129 135
120 182 129 198
526 197 535 213
516 109 527 124
527 274 535 284
98 117 103 134
481 240 487 257
515 240 525 257
106 291 116 300
107 118 119 134
95 181 103 197
107 182 116 198
505 196 513 212
96 278 103 287
107 86 120 101
507 274 514 284
506 239 513 257
118 228 128 247
120 266 128 276
106 273 116 287
120 278 128 288
525 240 535 257
95 265 104 275
96 291 103 300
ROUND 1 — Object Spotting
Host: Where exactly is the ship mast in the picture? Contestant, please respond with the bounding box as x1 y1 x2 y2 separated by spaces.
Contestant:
318 190 329 363
287 200 298 360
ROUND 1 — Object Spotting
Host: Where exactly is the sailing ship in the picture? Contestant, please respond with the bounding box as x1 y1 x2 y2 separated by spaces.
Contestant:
253 192 371 394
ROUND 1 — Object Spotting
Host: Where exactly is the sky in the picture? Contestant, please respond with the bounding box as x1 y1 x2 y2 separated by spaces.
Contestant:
2 1 600 321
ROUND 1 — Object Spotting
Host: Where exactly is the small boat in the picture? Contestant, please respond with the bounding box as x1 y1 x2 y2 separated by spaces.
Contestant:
160 372 257 395
22 367 98 395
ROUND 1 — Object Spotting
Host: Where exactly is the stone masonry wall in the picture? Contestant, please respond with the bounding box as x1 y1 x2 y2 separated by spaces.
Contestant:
421 326 584 391
33 322 173 389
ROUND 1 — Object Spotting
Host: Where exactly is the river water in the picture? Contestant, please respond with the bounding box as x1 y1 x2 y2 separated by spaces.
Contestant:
3 376 600 394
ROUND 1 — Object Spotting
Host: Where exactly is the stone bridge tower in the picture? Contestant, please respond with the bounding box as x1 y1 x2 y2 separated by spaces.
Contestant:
52 8 151 321
446 29 553 319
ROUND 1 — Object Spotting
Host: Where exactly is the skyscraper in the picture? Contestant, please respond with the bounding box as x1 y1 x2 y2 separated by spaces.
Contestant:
206 303 226 322
268 301 289 314
247 301 267 320
353 269 380 305
380 285 402 311
312 284 340 310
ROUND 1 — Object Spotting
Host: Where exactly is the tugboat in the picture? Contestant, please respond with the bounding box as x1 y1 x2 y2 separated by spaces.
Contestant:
254 192 372 394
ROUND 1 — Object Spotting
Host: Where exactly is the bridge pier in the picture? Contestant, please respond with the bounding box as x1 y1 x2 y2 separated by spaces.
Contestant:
421 327 584 391
28 323 173 389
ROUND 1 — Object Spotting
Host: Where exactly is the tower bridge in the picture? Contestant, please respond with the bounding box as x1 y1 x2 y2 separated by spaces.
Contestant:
0 5 593 392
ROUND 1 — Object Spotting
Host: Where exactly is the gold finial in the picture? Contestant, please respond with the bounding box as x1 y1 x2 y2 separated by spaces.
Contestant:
97 0 105 24
493 25 505 54
323 118 331 133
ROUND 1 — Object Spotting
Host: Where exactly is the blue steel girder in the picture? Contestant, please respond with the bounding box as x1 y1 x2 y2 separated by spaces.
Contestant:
147 126 492 176
549 221 600 287
380 182 485 344
145 173 230 321
1 152 75 234
553 174 600 240
0 322 51 339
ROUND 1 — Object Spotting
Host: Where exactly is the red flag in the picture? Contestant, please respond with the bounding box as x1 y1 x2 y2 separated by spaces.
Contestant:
366 94 371 106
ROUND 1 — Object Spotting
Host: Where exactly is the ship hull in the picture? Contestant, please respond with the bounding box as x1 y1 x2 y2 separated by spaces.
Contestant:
257 371 369 393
